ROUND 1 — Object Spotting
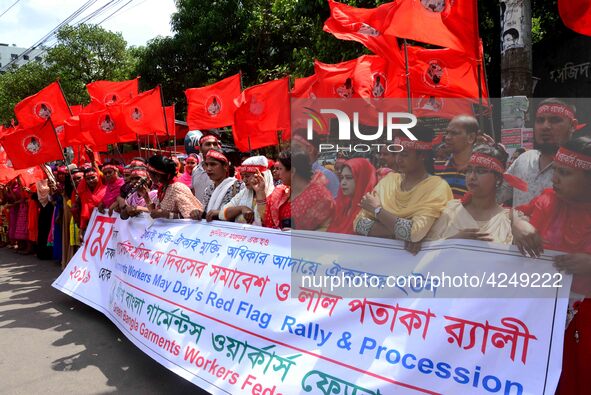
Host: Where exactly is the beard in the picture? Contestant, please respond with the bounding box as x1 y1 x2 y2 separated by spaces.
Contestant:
534 141 559 155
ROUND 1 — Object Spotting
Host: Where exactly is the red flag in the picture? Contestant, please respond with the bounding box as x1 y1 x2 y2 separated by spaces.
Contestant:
70 105 83 115
0 121 63 170
232 78 290 152
165 105 175 136
17 166 46 187
79 107 135 147
86 78 139 106
389 0 479 59
412 96 475 119
116 86 167 135
14 82 72 128
185 74 241 130
324 0 404 64
559 0 591 36
405 45 487 103
292 75 318 99
314 55 404 99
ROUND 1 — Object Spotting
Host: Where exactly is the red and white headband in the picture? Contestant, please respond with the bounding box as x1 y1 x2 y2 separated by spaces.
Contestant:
102 164 119 172
537 104 576 122
555 147 591 171
199 135 219 146
238 165 267 174
147 165 167 175
469 153 505 173
131 169 148 178
206 149 228 164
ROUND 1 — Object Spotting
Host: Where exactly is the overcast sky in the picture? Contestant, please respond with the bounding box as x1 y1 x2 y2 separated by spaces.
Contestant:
0 0 176 49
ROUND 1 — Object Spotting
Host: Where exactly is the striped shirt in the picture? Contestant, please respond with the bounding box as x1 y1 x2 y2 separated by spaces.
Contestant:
434 158 468 199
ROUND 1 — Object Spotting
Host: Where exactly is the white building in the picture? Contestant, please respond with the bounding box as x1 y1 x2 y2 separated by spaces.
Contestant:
0 43 46 72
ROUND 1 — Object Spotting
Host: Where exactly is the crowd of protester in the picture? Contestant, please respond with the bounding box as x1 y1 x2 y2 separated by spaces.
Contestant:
0 98 590 391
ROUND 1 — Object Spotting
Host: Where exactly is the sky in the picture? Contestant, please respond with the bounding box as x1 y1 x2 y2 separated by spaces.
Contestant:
0 0 177 49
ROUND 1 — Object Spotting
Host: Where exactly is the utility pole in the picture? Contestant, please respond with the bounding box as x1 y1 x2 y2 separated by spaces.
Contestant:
500 0 532 97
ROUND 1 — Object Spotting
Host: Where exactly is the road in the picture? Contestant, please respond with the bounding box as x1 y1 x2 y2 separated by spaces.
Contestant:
0 248 207 394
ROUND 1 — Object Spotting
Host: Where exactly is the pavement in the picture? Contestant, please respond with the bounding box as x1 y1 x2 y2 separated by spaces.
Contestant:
0 248 208 394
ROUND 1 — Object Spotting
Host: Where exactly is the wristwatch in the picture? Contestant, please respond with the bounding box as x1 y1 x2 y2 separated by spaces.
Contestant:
374 206 383 216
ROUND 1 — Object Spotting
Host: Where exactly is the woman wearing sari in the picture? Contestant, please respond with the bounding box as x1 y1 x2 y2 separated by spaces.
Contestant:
220 156 274 226
78 167 106 235
512 135 591 394
100 162 124 209
141 155 203 219
327 158 377 235
257 150 292 230
202 149 244 222
354 130 452 252
426 144 514 244
290 152 334 231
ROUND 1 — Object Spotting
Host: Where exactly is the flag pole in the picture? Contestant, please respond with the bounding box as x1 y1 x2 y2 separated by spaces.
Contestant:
158 85 172 154
56 79 74 116
403 39 412 114
480 56 496 141
48 118 78 198
171 103 176 155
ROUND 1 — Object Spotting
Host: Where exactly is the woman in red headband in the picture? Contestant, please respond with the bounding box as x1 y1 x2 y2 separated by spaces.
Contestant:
202 148 244 222
354 128 453 252
141 155 203 220
426 144 514 245
512 135 591 394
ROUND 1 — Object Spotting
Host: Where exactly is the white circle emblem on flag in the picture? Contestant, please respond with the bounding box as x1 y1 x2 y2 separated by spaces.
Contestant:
55 125 64 135
206 95 222 117
249 95 265 116
33 102 53 120
23 135 41 155
336 78 354 99
356 23 379 37
104 93 121 105
420 0 446 13
416 95 444 112
130 107 143 121
98 114 116 133
372 73 387 98
423 60 448 88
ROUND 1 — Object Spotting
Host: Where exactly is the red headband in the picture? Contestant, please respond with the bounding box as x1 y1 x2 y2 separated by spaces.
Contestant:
199 135 219 146
102 164 119 172
238 165 267 174
537 104 576 122
131 169 148 178
293 134 316 152
85 170 98 177
555 147 591 171
394 138 432 151
147 165 167 175
206 150 228 164
57 166 68 174
469 153 505 174
130 160 146 168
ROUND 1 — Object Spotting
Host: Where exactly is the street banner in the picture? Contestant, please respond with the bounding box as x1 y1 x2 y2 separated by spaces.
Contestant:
54 210 570 394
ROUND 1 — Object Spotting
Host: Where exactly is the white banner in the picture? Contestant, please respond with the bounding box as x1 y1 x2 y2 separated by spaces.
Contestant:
53 211 571 395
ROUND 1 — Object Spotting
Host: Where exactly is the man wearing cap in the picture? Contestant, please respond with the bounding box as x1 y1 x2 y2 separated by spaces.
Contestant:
434 115 479 199
192 134 221 204
498 98 578 206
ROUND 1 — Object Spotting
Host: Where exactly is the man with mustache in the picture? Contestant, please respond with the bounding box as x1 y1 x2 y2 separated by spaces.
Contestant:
498 98 578 206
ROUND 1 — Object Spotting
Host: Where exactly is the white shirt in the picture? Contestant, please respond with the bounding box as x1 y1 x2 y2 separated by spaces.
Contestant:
191 163 213 205
497 150 554 207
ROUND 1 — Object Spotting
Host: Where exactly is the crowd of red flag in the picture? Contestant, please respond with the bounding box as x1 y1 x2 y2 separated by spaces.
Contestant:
4 0 587 186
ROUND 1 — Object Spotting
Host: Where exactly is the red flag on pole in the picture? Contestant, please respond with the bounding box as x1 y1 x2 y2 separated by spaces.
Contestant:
558 0 591 36
79 107 135 147
14 82 72 128
388 0 479 59
292 75 318 99
405 45 488 103
323 0 404 64
0 121 63 170
86 78 139 106
116 86 167 135
232 78 290 152
314 55 405 99
185 74 241 130
165 105 175 136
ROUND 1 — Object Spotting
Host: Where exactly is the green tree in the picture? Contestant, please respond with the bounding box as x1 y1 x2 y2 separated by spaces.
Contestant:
136 0 500 119
0 24 138 125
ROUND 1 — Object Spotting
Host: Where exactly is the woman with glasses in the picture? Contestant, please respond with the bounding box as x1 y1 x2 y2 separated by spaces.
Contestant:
426 144 514 244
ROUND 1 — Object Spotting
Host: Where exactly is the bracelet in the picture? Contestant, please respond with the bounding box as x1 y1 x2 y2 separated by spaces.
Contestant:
256 200 267 205
169 212 175 219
